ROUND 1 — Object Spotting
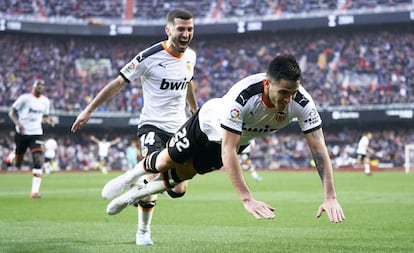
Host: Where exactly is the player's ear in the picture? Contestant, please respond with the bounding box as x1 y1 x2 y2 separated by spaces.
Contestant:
165 25 171 36
263 79 270 88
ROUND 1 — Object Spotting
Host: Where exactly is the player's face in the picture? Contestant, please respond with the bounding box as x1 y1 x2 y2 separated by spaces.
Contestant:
166 18 194 54
265 78 299 111
32 81 45 97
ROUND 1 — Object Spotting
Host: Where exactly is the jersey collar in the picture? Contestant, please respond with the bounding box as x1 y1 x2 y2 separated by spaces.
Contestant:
162 41 183 59
261 81 274 108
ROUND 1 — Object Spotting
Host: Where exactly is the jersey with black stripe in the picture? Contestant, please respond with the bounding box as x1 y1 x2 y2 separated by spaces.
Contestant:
120 41 196 133
12 93 50 135
198 73 322 146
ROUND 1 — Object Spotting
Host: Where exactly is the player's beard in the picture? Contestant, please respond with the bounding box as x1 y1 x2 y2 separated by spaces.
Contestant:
174 37 190 53
34 89 43 97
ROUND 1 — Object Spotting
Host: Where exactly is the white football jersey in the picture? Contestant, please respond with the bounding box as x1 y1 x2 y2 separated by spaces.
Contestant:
120 41 196 133
356 136 369 155
97 141 112 157
44 138 58 159
12 93 51 135
199 73 322 146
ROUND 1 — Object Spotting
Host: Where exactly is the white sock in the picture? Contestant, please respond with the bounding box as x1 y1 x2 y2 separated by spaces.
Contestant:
44 162 52 174
31 168 43 193
364 164 371 174
31 176 42 194
138 205 154 233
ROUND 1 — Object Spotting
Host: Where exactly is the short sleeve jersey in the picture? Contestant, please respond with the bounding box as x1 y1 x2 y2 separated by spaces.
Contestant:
12 93 50 135
44 138 58 159
356 136 369 155
120 41 196 133
199 73 322 146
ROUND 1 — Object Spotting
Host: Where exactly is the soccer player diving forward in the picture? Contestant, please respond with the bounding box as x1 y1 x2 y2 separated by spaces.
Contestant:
102 54 346 223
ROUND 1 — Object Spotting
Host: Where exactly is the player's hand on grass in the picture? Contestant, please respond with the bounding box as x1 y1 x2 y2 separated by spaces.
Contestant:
243 199 275 219
316 198 345 223
71 110 91 132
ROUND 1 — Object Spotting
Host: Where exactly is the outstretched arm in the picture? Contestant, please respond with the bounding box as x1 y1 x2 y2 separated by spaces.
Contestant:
110 137 121 146
90 135 99 144
305 128 345 223
71 75 127 132
221 130 275 219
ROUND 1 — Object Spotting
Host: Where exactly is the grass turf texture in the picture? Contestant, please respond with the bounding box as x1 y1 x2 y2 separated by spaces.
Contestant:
0 171 413 253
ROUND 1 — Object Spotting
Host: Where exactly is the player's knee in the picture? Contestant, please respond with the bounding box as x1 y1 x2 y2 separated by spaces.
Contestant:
133 199 157 209
33 152 43 169
32 168 43 177
162 168 184 189
166 189 186 198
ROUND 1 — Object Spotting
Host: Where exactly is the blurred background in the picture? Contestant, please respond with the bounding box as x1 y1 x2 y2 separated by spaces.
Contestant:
0 0 413 172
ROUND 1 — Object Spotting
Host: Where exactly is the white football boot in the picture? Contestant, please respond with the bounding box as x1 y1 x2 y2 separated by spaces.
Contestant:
106 178 167 215
136 230 154 246
106 184 147 215
101 170 140 199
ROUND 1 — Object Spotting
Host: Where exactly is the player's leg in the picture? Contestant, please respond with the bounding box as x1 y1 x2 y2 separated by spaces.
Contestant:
135 126 175 246
101 126 166 199
43 157 52 175
5 150 16 167
13 132 28 169
99 156 108 174
106 150 196 215
30 149 44 199
135 176 188 246
107 114 220 215
363 156 371 175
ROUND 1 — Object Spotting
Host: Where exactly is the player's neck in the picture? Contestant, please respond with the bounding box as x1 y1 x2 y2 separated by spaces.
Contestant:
163 40 183 57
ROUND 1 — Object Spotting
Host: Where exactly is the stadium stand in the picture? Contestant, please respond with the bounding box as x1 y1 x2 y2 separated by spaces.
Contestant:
0 26 413 112
0 0 413 171
1 0 412 21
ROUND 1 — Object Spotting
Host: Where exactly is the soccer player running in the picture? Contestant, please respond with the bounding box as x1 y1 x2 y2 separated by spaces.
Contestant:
71 9 198 246
356 132 374 175
43 136 58 175
8 79 55 199
102 54 345 225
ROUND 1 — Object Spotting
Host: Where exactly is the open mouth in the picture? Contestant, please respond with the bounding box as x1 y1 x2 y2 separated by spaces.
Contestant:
179 40 188 48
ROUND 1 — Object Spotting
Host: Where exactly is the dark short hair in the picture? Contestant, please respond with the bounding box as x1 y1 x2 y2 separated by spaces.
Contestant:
33 79 45 86
166 9 193 24
267 54 301 82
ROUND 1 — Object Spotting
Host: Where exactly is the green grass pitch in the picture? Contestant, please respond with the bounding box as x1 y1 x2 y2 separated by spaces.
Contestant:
0 170 413 253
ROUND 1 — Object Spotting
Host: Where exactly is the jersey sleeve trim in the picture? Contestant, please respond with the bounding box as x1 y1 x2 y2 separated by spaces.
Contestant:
221 124 242 135
303 124 322 134
235 82 262 106
119 72 130 83
140 43 164 60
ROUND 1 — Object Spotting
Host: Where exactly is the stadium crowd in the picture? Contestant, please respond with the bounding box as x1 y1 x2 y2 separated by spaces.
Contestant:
1 0 411 21
1 125 412 172
1 26 414 171
1 1 413 172
0 26 413 112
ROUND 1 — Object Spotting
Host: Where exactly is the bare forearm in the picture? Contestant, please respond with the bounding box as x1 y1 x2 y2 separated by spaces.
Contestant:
313 152 337 199
223 153 253 201
307 129 337 199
